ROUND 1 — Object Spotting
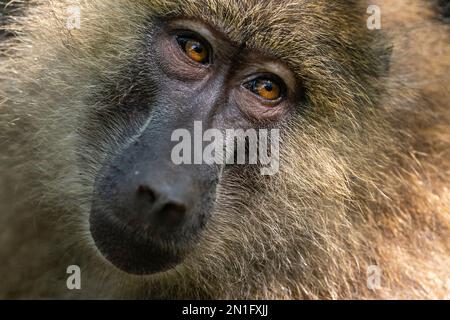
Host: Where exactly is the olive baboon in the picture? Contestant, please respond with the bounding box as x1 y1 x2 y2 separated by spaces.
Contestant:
0 0 449 299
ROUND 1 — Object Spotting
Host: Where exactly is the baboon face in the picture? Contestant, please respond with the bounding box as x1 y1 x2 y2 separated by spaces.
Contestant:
67 0 387 279
88 18 304 275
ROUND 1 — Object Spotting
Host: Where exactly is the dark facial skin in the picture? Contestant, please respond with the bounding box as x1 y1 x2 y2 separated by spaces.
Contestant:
89 18 304 275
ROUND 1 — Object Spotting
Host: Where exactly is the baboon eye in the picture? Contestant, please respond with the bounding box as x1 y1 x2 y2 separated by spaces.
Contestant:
176 35 210 64
244 77 284 101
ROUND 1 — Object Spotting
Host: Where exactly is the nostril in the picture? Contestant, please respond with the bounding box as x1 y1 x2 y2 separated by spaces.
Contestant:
156 202 186 228
137 185 156 203
135 184 187 229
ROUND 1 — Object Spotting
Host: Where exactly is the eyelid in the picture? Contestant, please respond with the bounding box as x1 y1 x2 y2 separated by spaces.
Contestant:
239 61 298 94
167 19 219 43
242 74 287 102
173 30 212 64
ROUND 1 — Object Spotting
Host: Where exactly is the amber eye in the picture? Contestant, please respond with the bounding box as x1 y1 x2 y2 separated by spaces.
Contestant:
244 78 284 101
176 36 210 64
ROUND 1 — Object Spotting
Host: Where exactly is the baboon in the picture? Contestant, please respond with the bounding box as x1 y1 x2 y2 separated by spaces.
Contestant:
0 0 449 299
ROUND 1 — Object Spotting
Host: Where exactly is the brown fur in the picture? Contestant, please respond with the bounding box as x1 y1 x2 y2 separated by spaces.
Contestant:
0 0 449 299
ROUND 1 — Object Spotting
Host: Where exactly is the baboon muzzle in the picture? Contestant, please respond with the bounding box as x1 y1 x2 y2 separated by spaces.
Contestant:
89 118 219 275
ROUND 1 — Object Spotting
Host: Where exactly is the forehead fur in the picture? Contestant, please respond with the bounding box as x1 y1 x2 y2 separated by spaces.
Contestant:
149 0 369 63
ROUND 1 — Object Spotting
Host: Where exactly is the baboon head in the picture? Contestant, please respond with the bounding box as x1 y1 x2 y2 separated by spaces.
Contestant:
88 12 305 275
80 0 390 279
5 0 394 298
